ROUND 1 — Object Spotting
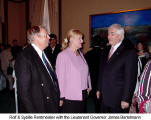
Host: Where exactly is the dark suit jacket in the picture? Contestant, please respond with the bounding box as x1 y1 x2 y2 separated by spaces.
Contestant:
98 40 137 107
15 45 60 113
85 47 105 94
44 44 61 69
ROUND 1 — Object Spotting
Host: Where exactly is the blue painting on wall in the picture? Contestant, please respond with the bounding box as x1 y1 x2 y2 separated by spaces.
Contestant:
90 8 151 47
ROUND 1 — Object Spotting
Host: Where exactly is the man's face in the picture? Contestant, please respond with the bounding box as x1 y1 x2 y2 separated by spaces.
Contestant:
108 27 122 46
36 28 50 50
50 38 57 47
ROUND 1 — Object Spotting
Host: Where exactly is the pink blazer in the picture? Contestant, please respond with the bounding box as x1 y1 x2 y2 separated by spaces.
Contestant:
56 48 91 101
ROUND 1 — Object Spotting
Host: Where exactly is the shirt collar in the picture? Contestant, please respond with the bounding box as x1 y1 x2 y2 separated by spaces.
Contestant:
31 43 43 59
111 41 122 53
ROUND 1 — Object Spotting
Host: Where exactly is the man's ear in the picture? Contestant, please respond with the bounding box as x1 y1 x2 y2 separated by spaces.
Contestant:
118 34 122 41
34 34 39 40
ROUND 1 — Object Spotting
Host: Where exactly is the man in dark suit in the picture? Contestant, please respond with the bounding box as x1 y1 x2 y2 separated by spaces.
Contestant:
85 35 107 112
96 24 137 113
44 34 61 69
15 26 60 113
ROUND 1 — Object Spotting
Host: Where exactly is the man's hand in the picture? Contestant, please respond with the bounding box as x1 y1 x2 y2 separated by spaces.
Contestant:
121 101 129 109
96 91 100 99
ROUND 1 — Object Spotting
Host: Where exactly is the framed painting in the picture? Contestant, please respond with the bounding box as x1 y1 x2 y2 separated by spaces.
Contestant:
90 8 151 47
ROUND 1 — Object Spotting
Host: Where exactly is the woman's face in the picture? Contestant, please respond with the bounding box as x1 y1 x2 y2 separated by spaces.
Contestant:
70 34 83 49
137 43 143 51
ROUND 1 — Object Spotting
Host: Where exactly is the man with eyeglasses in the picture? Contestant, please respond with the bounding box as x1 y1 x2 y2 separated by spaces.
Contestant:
44 34 61 69
15 26 60 113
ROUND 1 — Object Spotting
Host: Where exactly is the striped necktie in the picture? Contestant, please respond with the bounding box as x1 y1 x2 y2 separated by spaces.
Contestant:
42 52 57 91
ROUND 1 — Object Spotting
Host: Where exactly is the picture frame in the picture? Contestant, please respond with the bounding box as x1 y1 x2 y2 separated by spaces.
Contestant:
90 8 151 47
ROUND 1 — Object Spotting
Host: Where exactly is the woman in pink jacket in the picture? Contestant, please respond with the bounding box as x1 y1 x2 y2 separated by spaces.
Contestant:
56 29 91 113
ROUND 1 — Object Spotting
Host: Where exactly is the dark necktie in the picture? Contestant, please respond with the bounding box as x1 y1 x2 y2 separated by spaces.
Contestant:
42 52 57 91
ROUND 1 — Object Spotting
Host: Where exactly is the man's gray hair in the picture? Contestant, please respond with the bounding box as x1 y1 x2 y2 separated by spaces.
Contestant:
109 24 124 41
27 26 46 44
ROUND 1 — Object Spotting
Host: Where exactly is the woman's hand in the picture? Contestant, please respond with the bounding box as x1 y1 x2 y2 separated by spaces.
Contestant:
96 91 100 99
59 100 63 106
87 88 91 95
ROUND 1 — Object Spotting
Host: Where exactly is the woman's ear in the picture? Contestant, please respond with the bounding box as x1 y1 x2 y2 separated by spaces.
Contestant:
69 37 73 43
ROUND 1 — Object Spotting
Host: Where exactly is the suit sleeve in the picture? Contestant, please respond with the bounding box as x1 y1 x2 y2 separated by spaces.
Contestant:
97 51 106 92
122 49 138 103
15 54 36 112
97 59 102 92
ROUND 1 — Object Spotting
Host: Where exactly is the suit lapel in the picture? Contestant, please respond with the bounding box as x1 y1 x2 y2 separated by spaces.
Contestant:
29 45 59 95
107 42 125 63
29 45 49 79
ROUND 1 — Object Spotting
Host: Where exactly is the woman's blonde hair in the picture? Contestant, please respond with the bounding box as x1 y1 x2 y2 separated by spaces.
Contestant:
61 29 84 50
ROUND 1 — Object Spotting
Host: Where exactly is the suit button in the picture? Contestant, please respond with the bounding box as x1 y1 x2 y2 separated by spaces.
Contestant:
46 97 50 99
41 83 44 86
